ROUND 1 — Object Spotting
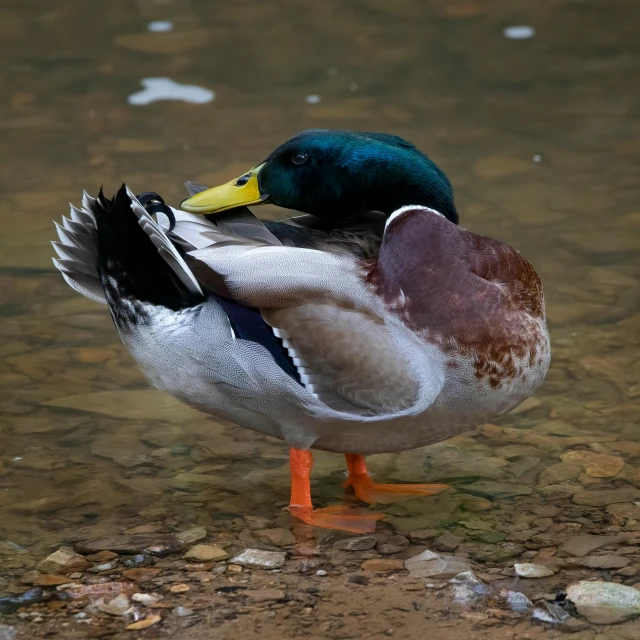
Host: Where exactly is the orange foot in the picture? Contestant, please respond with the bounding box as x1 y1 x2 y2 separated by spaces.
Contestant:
288 505 384 534
343 454 450 505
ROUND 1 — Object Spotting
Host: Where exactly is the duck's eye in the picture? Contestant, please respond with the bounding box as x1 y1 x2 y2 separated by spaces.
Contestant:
236 173 251 186
291 152 308 165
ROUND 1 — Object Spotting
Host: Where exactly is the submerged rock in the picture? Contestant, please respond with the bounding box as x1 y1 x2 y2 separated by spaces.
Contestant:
566 555 630 569
231 548 286 569
0 625 16 640
333 536 377 551
572 485 640 506
98 593 131 616
559 534 624 557
361 559 405 572
532 600 588 631
254 528 296 548
514 563 555 578
501 589 533 612
405 550 471 579
449 571 490 605
566 580 640 624
37 549 90 574
0 588 43 614
183 544 230 562
75 534 183 555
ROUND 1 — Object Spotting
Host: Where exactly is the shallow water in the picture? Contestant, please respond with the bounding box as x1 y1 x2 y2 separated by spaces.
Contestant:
1 0 640 604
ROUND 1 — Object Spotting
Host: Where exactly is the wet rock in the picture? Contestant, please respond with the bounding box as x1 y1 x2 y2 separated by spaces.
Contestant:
26 574 73 586
559 534 624 557
243 589 286 602
405 550 471 579
132 592 162 605
0 626 16 640
561 450 625 478
532 600 588 631
244 516 270 530
607 503 640 520
566 555 630 569
253 528 296 547
37 549 91 574
407 529 440 542
361 559 405 573
175 527 207 546
88 560 119 573
538 463 582 487
231 548 286 569
64 582 135 599
567 580 640 624
173 606 194 617
449 571 490 605
472 542 524 563
75 534 183 555
532 505 561 517
333 536 377 551
433 532 462 552
170 584 190 593
460 481 532 499
122 554 149 568
86 550 118 562
122 568 162 582
126 614 161 630
501 589 532 611
377 535 410 555
572 485 640 506
0 588 43 613
514 563 555 578
99 593 132 616
184 544 230 562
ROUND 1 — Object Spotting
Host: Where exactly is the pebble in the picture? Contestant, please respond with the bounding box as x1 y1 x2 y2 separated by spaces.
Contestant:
183 544 229 562
126 614 161 630
243 589 286 602
608 503 640 520
559 534 624 557
175 527 207 546
405 550 471 579
407 529 440 542
27 574 74 586
98 593 131 616
561 450 625 478
231 548 286 569
0 589 43 614
501 589 532 611
333 536 377 551
514 563 555 578
173 606 193 617
433 532 462 552
170 584 190 593
316 570 328 577
122 567 162 582
572 485 640 506
532 601 588 631
37 549 90 574
567 580 640 624
361 559 405 573
132 592 162 605
377 535 410 555
86 551 118 562
0 626 16 640
75 534 183 555
253 528 296 547
449 571 490 605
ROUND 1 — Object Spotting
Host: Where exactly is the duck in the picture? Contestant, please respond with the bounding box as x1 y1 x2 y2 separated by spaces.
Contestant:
52 129 550 533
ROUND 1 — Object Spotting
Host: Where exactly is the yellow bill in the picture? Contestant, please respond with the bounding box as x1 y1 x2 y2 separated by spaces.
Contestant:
181 163 268 214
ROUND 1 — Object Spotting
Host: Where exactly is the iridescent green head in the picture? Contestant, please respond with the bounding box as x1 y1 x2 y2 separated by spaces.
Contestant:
182 129 458 224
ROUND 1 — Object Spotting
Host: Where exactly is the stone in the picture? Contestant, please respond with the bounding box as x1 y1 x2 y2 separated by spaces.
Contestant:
253 528 296 548
37 549 91 574
538 463 582 487
122 568 162 582
173 606 194 617
27 574 74 586
126 614 161 630
561 450 625 478
170 584 190 593
175 527 207 546
0 626 16 640
607 503 640 520
361 559 405 573
560 534 624 557
377 535 410 555
75 534 183 555
243 589 286 602
132 593 162 605
183 544 229 562
532 600 588 631
566 580 640 624
244 516 270 530
333 536 377 551
433 532 462 552
405 550 471 579
449 571 490 605
86 551 118 562
231 548 286 569
514 563 555 578
407 529 440 542
566 555 630 569
572 486 640 506
501 589 532 611
99 593 131 616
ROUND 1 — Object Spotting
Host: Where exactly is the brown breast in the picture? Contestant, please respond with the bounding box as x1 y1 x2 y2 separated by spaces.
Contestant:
363 208 547 388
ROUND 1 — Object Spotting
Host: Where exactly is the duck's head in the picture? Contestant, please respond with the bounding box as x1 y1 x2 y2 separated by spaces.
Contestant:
182 129 458 224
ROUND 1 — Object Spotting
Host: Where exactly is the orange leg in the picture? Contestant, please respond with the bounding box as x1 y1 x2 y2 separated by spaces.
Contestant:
287 448 384 534
342 454 450 505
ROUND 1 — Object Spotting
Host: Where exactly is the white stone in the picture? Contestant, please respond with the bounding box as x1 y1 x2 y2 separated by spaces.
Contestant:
230 548 286 569
566 580 640 625
514 563 555 578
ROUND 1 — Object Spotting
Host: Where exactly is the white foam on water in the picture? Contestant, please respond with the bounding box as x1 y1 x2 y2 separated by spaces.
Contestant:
147 20 174 32
128 78 215 106
305 94 321 104
503 25 535 39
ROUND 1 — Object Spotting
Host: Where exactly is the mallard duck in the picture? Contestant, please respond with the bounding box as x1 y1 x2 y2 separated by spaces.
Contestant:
52 129 550 533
